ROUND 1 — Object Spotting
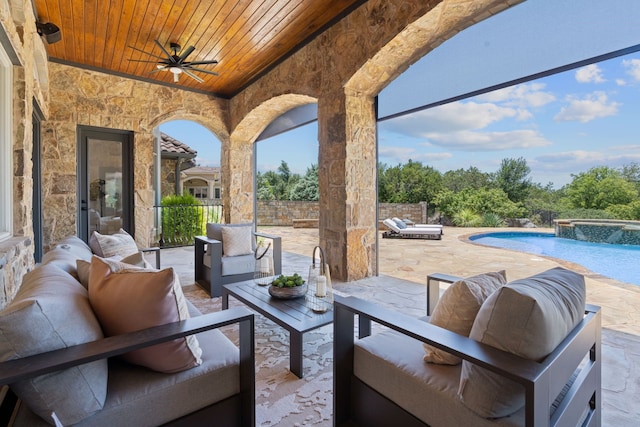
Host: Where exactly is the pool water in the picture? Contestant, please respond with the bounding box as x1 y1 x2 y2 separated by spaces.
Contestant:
470 231 640 286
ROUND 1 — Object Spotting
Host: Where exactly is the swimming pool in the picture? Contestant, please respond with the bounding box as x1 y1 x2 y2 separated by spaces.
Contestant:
469 231 640 286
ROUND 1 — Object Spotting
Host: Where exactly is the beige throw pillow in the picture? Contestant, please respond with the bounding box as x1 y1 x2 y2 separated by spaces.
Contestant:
77 251 150 288
88 256 203 373
458 267 586 418
89 228 139 258
423 271 506 365
221 225 253 256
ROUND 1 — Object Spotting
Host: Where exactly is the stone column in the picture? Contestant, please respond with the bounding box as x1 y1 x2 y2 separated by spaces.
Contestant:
317 89 377 281
222 137 254 224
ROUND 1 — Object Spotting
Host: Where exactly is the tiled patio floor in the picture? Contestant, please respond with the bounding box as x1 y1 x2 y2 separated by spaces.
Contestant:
156 226 640 425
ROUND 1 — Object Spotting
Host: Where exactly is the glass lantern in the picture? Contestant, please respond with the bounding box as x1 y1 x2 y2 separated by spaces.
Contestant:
254 242 274 286
306 246 333 313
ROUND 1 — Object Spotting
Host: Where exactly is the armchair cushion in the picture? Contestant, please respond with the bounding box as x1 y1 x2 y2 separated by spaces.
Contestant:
0 264 108 425
424 271 506 365
89 228 139 258
459 267 586 418
221 225 254 256
88 257 203 373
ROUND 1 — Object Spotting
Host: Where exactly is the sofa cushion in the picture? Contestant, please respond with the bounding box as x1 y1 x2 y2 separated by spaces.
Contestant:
41 236 93 278
88 257 202 373
355 330 523 426
459 267 586 418
11 325 241 427
424 271 506 365
221 225 254 256
89 228 139 258
0 264 108 425
76 251 152 288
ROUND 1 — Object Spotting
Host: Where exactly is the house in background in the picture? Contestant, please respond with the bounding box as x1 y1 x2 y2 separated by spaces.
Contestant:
160 132 196 198
181 166 222 203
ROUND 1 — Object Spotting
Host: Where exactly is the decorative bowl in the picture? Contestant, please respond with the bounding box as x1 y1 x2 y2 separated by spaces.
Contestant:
268 273 307 299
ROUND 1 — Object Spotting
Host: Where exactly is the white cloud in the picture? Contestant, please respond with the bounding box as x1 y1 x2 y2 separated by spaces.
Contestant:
534 150 640 176
553 91 620 123
378 146 452 164
623 58 640 82
383 101 518 135
476 82 556 108
422 129 552 151
575 64 606 84
616 78 627 86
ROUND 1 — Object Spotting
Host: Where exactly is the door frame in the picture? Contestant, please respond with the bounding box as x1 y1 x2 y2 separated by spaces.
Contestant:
77 126 134 242
32 99 44 262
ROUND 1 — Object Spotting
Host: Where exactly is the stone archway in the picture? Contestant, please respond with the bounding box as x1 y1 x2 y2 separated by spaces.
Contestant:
225 94 317 223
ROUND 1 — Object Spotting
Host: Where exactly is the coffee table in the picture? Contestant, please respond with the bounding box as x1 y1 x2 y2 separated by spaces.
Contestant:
222 280 333 378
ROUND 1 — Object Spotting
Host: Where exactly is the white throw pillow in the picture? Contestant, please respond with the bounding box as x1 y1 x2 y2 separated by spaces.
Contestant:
423 271 506 365
458 267 586 418
221 225 254 256
89 228 139 258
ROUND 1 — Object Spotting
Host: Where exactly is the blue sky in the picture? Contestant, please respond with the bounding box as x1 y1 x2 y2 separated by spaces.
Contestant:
160 0 640 189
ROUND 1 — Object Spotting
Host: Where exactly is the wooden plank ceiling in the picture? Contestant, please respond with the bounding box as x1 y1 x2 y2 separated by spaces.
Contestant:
33 0 364 97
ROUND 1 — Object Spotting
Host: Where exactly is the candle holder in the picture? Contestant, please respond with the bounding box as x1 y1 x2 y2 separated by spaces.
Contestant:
253 242 274 286
306 246 333 313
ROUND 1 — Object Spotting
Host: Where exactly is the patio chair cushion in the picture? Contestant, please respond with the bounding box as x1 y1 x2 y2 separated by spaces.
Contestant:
424 270 506 365
221 225 254 256
88 257 203 373
76 251 151 288
89 228 139 258
392 218 408 229
459 267 586 418
355 329 524 426
0 263 108 425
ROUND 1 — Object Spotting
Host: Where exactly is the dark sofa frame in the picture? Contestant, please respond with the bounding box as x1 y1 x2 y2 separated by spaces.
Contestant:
333 294 601 427
0 307 256 427
195 232 282 297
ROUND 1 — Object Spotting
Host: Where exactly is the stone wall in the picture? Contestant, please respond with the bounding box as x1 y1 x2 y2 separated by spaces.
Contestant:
161 158 177 198
257 200 428 227
0 1 47 307
43 63 230 249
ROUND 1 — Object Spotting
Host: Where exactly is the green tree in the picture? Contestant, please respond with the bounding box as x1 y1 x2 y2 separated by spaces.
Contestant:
565 166 637 210
378 160 442 204
442 166 492 192
290 164 319 201
493 157 532 203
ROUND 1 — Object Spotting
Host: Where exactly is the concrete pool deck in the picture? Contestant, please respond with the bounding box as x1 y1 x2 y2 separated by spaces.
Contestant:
159 225 640 425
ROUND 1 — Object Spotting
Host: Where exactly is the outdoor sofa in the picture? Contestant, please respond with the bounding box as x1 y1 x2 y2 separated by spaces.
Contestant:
334 267 601 427
0 235 255 426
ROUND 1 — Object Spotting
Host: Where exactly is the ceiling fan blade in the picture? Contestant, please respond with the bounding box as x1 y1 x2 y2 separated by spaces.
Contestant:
148 66 170 74
184 60 218 66
178 46 196 63
154 39 176 63
128 45 166 60
128 59 167 63
181 68 204 83
184 66 219 76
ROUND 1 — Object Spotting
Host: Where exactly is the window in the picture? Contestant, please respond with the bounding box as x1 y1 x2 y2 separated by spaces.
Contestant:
214 188 221 199
0 44 12 241
188 187 208 199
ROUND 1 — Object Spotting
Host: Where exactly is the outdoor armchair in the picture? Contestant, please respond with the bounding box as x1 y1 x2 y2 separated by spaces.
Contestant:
195 223 282 297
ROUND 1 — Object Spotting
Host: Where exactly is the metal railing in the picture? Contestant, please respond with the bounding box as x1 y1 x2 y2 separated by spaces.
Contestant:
153 203 223 248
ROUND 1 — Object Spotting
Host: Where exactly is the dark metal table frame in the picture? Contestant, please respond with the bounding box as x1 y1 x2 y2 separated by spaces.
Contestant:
222 280 333 378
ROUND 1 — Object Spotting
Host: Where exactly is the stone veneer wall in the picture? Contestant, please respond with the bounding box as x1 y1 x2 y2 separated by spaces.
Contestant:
43 63 230 250
257 200 428 227
0 1 47 307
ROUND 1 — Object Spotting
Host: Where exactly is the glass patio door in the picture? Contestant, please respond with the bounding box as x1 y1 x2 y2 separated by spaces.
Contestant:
78 126 133 242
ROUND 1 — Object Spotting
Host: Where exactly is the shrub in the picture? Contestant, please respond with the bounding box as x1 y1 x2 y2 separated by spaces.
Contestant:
481 212 505 227
557 208 615 220
160 194 204 246
452 209 482 227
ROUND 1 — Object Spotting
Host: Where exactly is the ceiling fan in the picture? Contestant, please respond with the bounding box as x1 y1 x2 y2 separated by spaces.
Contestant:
128 40 219 83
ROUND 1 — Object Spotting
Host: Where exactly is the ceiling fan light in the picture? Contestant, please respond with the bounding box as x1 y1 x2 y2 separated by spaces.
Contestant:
169 67 182 74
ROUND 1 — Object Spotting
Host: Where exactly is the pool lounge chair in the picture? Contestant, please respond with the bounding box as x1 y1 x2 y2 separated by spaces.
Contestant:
392 217 443 231
382 219 442 240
